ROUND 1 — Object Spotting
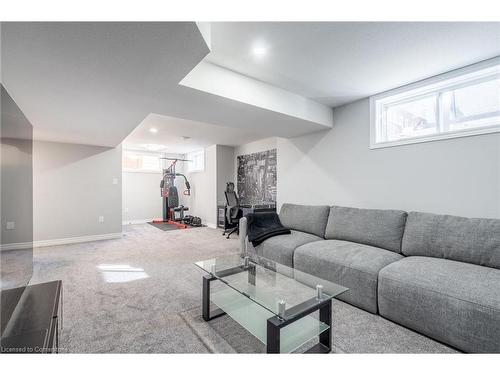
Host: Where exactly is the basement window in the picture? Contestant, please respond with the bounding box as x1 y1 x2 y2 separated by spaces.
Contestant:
187 149 204 172
370 59 500 149
123 150 162 172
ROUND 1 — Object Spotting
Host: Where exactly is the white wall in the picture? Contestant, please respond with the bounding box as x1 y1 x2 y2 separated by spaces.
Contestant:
33 141 122 242
120 145 235 227
179 145 236 228
278 98 500 219
122 152 187 224
216 145 235 206
1 85 33 247
184 145 217 227
122 171 162 224
1 139 33 246
234 137 278 159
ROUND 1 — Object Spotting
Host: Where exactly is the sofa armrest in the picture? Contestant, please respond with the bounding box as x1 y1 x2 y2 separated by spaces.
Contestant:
239 216 248 256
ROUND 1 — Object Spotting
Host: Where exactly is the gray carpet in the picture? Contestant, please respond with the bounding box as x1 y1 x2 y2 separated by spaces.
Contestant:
29 224 457 353
180 301 457 354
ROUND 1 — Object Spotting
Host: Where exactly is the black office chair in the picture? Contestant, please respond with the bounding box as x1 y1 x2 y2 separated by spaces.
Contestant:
223 182 243 239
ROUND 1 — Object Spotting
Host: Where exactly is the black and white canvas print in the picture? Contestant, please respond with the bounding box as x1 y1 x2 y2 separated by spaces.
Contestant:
237 149 277 206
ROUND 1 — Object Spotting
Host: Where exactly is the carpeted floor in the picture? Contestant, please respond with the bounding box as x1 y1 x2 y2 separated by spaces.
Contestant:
30 224 457 353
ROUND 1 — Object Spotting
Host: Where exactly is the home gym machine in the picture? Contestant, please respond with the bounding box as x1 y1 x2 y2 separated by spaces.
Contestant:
153 157 191 229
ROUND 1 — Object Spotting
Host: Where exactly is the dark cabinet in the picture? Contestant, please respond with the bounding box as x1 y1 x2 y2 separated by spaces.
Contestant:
1 280 62 353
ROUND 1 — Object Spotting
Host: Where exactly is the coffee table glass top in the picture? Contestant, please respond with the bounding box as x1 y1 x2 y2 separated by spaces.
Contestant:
195 254 348 317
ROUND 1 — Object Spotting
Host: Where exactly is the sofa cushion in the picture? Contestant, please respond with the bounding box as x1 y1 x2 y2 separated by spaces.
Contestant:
294 239 403 313
325 206 407 253
402 211 500 269
378 256 500 353
251 230 323 268
279 204 330 238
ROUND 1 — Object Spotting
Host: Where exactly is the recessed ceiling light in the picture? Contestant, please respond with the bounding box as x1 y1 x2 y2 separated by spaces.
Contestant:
251 42 268 59
181 136 191 141
149 127 158 134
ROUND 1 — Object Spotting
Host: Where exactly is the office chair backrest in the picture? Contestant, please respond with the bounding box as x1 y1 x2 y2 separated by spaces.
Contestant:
225 182 239 207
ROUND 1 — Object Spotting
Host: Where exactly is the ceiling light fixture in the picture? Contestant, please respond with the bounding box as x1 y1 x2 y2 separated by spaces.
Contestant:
149 127 158 134
251 42 268 59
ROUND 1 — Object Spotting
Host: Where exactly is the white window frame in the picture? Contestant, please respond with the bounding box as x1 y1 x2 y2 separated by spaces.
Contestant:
370 58 500 149
122 150 163 173
187 149 205 173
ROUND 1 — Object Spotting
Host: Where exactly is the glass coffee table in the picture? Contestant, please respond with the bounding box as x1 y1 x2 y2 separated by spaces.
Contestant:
195 254 348 353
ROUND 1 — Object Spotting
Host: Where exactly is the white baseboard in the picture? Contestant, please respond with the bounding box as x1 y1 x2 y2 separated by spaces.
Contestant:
123 219 217 229
0 232 123 251
0 241 33 251
122 218 152 225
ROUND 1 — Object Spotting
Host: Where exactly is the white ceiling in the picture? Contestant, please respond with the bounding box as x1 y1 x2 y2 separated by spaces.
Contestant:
123 113 264 154
207 22 500 107
1 22 209 147
2 22 499 148
1 22 332 148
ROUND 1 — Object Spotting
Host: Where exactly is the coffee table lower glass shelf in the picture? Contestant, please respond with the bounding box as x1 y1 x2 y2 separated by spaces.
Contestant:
195 254 348 354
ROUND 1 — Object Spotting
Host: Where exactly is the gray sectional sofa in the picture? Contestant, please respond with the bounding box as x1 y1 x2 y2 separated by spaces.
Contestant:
239 203 500 353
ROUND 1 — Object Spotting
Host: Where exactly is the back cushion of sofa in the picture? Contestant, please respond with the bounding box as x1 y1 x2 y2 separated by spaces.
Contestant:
325 206 408 253
402 211 500 269
279 204 330 238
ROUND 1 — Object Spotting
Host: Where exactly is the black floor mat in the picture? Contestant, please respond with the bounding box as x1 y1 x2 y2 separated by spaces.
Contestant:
147 222 206 231
148 222 182 231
